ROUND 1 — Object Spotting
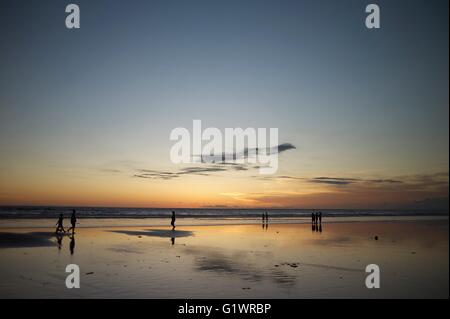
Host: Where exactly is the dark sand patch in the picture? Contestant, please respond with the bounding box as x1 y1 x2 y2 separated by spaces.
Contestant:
0 232 59 248
110 229 194 238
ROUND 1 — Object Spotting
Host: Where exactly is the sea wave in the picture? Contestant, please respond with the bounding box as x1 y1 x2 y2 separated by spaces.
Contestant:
0 206 447 219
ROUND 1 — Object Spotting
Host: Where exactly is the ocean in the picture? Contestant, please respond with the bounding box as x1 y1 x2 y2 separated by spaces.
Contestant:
0 206 447 219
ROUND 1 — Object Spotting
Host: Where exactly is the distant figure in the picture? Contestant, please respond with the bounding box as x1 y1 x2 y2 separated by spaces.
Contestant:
67 210 77 234
69 234 75 255
318 212 322 224
55 214 65 234
262 213 265 223
311 212 315 225
265 212 269 223
171 211 176 230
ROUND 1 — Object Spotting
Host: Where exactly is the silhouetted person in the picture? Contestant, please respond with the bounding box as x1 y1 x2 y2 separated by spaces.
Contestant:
55 213 65 234
262 213 265 224
69 234 75 255
171 211 176 230
311 212 315 225
265 212 269 223
318 212 322 224
67 210 77 234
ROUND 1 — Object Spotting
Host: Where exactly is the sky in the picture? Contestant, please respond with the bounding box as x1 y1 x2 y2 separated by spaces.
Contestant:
0 0 448 209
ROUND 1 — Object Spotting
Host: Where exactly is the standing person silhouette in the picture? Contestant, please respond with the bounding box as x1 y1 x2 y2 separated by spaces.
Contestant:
319 211 322 224
171 211 176 230
311 212 315 225
265 212 269 223
55 213 65 234
67 210 77 234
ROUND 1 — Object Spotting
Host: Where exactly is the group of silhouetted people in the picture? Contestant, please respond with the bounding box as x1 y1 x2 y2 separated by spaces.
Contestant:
261 212 269 229
311 211 322 225
311 211 323 232
55 209 77 234
54 209 77 254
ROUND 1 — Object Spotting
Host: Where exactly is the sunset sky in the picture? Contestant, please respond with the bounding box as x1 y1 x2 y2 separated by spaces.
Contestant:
0 0 448 209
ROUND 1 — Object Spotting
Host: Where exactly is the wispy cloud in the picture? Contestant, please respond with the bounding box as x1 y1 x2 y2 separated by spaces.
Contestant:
220 172 449 209
134 164 250 180
133 143 297 180
251 175 403 185
309 177 403 185
194 143 296 163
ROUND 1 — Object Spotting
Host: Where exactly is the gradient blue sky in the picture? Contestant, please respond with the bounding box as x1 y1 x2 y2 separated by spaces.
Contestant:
0 0 448 208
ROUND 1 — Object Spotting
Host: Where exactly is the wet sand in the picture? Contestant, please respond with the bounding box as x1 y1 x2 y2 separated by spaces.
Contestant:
0 218 448 298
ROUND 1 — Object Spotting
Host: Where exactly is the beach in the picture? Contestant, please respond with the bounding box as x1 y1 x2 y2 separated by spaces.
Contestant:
0 216 448 299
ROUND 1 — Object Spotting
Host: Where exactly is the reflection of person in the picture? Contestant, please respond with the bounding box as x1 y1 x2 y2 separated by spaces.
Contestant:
67 210 77 234
69 234 75 255
56 233 63 250
171 237 175 245
171 211 176 230
55 214 65 233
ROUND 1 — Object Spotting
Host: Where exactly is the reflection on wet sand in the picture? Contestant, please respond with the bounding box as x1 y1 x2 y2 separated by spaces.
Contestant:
110 229 193 238
183 246 297 288
0 219 448 298
69 234 75 255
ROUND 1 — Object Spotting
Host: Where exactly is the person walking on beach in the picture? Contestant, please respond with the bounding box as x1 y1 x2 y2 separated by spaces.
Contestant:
67 210 77 234
262 213 266 224
55 213 65 234
171 211 176 230
311 212 315 225
318 212 322 224
265 212 269 223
